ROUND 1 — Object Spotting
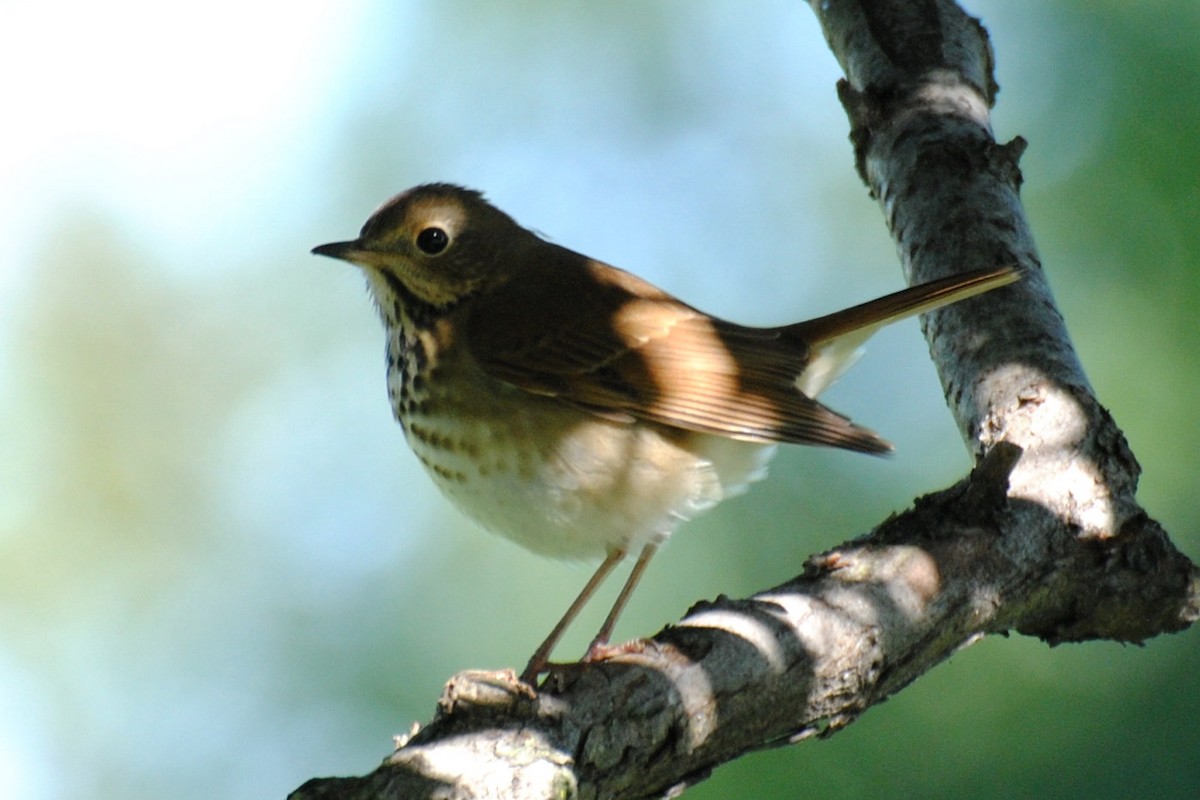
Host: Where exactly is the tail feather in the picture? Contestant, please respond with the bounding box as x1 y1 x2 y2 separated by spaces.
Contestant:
789 266 1019 346
789 266 1019 398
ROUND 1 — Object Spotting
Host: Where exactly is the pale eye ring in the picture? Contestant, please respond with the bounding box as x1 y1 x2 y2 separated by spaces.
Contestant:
416 226 450 255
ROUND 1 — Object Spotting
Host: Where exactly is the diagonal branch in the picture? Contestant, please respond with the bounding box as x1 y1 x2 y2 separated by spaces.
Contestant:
291 2 1197 798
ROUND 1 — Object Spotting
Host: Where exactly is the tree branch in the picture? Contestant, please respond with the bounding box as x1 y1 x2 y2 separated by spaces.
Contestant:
292 2 1198 798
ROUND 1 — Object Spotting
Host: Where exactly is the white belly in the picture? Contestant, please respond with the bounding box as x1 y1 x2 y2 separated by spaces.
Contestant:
407 393 776 560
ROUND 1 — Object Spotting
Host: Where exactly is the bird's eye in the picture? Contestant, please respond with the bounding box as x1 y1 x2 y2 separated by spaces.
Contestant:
415 227 450 255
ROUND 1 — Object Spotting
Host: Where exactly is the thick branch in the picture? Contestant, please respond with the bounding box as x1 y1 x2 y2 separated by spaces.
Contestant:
292 2 1197 798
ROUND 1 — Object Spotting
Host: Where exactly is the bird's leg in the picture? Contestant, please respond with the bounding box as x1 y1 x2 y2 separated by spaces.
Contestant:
584 542 659 662
520 547 625 685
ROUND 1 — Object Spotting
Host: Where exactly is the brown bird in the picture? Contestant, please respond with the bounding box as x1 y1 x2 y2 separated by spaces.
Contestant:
313 183 1018 684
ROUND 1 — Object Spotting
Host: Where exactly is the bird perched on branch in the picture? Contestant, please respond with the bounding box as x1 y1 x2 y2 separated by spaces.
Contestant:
313 183 1018 685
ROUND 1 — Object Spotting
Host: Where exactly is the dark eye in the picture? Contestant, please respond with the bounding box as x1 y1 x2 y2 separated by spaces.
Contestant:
415 226 449 255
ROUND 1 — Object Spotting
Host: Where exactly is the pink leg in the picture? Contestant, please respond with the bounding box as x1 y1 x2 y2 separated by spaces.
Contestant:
585 543 658 659
521 548 625 685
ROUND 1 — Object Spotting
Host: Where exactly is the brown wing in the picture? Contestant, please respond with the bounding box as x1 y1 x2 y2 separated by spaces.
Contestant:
466 247 892 454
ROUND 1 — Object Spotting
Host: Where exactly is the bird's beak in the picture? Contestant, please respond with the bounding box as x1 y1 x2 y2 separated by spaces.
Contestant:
311 240 365 262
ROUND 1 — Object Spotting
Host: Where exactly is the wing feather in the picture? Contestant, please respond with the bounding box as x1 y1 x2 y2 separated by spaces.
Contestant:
467 248 891 454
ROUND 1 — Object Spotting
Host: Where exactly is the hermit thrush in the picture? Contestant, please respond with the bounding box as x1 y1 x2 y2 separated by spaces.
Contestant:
313 183 1018 684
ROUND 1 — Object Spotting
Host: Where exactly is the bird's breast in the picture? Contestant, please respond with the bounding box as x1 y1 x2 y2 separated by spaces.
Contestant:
386 326 775 560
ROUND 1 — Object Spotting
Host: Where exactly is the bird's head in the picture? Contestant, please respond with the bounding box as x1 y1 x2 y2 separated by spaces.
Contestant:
313 183 533 314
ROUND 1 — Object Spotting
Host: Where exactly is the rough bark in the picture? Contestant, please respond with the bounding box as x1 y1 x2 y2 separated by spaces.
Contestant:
291 2 1198 798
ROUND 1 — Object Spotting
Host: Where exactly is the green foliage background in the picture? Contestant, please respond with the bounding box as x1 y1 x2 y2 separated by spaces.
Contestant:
1 2 1196 798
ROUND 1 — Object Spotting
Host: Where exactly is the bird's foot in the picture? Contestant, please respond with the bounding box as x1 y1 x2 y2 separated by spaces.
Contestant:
584 637 653 663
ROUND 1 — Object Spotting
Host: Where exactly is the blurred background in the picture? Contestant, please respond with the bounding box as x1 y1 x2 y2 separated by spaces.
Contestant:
2 1 1197 798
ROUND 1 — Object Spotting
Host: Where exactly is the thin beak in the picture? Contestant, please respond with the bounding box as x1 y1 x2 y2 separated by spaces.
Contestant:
311 240 361 261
